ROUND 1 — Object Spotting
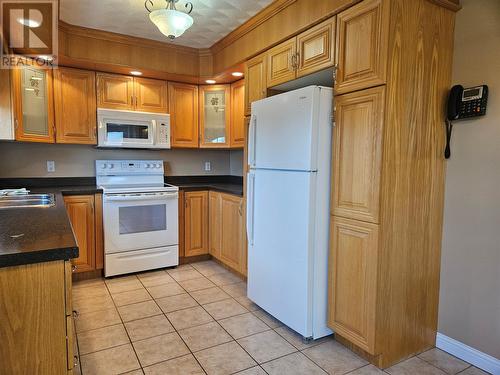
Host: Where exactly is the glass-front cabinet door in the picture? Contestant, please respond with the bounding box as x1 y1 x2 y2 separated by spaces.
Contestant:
200 85 231 148
12 66 55 143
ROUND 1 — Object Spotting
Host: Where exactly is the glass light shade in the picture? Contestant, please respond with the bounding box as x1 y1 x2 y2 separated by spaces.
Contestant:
149 9 193 39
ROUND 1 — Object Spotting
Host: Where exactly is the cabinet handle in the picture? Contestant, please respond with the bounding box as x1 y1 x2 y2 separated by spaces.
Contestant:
333 64 339 85
72 310 80 318
74 355 79 367
72 265 77 273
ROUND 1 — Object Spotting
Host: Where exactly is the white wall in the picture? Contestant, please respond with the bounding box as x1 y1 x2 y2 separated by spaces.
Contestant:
0 142 232 177
439 0 500 359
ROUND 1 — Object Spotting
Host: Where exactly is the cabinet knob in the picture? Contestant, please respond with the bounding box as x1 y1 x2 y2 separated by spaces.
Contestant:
74 355 79 366
72 265 77 273
72 310 80 318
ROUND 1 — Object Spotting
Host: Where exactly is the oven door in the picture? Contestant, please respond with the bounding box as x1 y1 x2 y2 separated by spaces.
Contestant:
103 192 178 253
98 117 155 148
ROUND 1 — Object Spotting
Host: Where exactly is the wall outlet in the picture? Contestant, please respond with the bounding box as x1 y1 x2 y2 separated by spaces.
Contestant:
204 161 212 172
47 160 55 173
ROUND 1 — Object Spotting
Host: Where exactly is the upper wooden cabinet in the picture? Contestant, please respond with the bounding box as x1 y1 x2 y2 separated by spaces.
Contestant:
168 82 199 148
332 86 385 224
199 85 231 148
53 67 97 144
96 73 134 110
134 77 168 113
328 216 378 353
64 195 96 273
297 17 336 78
244 54 266 116
11 67 55 143
184 191 209 257
263 16 336 89
266 38 297 88
230 79 245 148
335 0 389 94
209 191 222 258
97 73 167 112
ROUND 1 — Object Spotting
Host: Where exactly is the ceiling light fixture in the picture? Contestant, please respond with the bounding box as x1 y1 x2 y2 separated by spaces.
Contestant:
232 72 244 77
145 0 194 40
130 71 143 76
205 80 216 84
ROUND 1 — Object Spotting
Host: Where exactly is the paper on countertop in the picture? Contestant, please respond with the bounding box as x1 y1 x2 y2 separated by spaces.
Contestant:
0 188 30 196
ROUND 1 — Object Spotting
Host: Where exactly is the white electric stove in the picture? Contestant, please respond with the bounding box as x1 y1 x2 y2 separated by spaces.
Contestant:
96 160 179 277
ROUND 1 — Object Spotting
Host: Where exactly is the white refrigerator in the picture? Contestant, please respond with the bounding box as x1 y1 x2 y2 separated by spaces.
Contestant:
247 86 333 340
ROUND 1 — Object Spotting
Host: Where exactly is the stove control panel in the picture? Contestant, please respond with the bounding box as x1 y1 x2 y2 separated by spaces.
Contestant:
96 160 164 175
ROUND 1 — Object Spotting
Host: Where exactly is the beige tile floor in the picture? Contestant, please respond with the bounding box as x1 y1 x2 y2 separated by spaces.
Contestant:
73 261 489 375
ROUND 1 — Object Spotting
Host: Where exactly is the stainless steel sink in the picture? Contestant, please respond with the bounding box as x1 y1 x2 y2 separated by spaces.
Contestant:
0 193 56 209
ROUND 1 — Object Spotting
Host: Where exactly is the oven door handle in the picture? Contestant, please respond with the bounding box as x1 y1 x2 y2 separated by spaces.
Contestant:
104 192 178 202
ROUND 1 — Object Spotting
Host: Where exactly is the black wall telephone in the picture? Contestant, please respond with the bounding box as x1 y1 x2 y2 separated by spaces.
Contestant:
445 85 489 159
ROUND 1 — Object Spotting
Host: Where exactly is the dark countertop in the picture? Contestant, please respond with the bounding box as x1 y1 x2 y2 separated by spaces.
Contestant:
0 191 79 269
0 175 243 269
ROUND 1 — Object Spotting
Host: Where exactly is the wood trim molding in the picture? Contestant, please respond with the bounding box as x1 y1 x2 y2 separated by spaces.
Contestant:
426 0 461 11
210 0 297 54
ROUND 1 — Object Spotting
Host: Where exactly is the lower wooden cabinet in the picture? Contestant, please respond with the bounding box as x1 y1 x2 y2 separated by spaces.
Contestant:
63 194 103 274
209 191 222 258
0 260 75 374
184 191 209 257
328 216 378 353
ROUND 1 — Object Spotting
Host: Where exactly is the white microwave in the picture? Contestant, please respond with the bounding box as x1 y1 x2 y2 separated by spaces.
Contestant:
97 108 170 149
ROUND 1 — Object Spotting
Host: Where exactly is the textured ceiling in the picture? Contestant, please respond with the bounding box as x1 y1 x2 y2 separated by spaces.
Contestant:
60 0 274 49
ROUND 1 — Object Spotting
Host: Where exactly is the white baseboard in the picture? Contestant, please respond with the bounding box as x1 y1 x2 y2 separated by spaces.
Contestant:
436 332 500 374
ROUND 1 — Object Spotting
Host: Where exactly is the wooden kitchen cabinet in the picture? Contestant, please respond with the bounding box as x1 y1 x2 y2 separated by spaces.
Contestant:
0 261 75 374
134 77 168 113
244 53 267 116
97 73 167 112
11 66 55 143
209 191 222 258
332 86 384 224
230 79 245 148
64 195 95 273
220 193 244 273
266 38 297 88
96 73 134 110
178 190 185 258
296 17 336 78
328 216 378 353
184 191 209 257
335 0 389 94
53 67 97 144
199 85 231 148
168 82 199 148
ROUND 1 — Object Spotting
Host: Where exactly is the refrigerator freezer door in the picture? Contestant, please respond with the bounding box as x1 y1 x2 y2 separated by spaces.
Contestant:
247 169 316 337
250 86 320 171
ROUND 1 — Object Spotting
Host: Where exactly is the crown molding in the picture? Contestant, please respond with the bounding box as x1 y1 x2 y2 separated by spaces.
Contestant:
210 0 297 54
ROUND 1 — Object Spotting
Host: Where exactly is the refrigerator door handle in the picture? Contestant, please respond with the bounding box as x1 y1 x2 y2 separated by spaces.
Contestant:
246 172 255 246
248 114 257 167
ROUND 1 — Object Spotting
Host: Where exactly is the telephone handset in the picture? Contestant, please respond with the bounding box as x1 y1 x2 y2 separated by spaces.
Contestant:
445 85 489 159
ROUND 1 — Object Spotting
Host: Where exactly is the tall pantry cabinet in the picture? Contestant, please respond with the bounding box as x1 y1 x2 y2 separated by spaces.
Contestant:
328 0 456 368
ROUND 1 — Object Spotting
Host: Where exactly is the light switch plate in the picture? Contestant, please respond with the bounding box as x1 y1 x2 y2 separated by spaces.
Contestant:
47 160 55 173
204 161 212 172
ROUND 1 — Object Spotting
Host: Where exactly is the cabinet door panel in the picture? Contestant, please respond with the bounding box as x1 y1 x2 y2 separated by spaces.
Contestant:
54 67 97 144
96 73 134 110
199 85 231 148
332 87 385 223
266 38 297 88
297 17 336 78
328 216 378 353
12 67 55 143
335 0 389 94
220 194 243 272
244 54 266 116
230 79 245 148
64 195 95 273
134 77 168 113
168 82 199 148
209 191 222 259
185 191 209 257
